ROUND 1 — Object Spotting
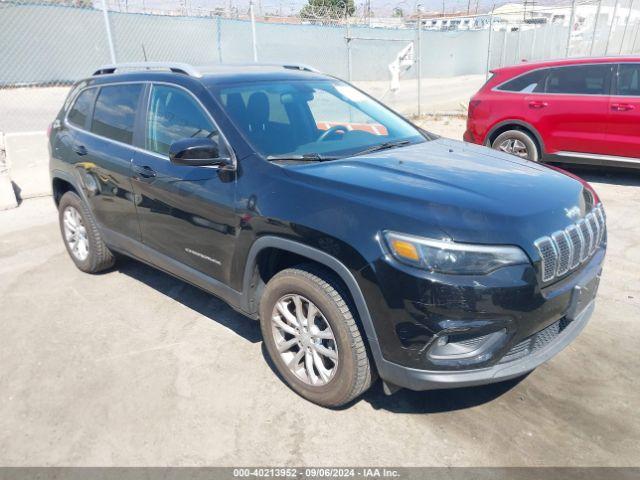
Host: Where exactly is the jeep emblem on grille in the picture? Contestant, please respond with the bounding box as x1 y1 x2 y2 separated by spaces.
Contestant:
564 205 582 221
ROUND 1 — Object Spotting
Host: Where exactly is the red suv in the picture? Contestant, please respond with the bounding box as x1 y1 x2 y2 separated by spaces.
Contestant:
464 57 640 169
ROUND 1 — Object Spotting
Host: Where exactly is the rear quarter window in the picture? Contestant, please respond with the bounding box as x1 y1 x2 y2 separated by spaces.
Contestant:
67 88 97 128
496 69 546 93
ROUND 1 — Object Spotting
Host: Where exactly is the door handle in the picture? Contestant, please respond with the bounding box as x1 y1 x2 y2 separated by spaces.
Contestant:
73 144 87 156
611 103 635 111
528 100 548 109
133 165 157 178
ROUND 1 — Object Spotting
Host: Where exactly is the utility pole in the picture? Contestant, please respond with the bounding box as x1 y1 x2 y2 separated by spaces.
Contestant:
620 0 634 53
101 0 116 64
523 0 535 22
417 4 422 117
250 0 258 62
589 0 602 55
632 21 640 53
485 4 495 79
346 12 352 82
565 0 576 56
605 0 619 54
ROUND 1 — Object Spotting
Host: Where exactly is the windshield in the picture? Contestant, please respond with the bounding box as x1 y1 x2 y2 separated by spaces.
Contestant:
210 79 426 159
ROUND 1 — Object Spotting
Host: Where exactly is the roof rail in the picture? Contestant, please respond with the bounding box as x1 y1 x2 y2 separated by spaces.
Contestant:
92 62 320 78
280 64 320 73
92 62 202 78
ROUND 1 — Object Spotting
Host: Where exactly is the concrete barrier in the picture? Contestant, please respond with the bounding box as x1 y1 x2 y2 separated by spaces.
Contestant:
4 131 51 201
0 132 19 210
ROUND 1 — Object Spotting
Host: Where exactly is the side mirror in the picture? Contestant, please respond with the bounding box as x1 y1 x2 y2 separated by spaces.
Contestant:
168 138 234 169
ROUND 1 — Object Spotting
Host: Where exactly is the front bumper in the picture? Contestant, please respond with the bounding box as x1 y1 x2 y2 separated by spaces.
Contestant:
363 245 604 391
376 299 595 391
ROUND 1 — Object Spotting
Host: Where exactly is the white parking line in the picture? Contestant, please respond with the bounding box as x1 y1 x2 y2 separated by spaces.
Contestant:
4 130 47 138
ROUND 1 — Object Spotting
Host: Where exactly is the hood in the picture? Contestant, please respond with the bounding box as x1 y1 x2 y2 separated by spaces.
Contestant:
285 138 595 257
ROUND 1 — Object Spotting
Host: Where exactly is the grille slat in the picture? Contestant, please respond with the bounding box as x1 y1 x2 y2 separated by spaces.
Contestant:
587 213 599 255
579 219 592 260
595 208 606 244
535 237 558 282
551 231 571 276
566 225 582 269
534 204 606 284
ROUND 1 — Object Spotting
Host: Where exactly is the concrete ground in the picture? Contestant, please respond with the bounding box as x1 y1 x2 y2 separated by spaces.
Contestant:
1 118 639 467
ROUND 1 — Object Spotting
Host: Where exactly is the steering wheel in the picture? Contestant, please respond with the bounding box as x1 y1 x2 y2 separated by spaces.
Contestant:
318 125 349 142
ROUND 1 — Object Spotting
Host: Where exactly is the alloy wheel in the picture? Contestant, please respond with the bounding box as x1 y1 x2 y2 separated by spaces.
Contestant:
271 294 339 386
498 138 530 159
62 206 89 261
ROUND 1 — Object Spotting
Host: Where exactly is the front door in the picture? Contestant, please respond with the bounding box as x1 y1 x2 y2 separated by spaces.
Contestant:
131 83 237 284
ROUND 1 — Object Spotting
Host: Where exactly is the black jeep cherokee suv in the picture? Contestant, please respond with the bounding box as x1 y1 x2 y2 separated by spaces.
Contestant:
49 62 606 407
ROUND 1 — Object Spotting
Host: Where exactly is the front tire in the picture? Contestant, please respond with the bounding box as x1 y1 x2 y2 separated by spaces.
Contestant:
492 129 540 162
58 191 115 273
260 265 373 407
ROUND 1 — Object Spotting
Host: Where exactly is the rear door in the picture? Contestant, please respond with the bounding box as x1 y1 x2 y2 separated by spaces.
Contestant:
131 83 237 284
523 63 613 155
66 83 143 240
604 63 640 160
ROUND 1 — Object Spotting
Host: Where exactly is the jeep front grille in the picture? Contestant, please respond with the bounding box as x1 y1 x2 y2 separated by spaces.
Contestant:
534 204 606 283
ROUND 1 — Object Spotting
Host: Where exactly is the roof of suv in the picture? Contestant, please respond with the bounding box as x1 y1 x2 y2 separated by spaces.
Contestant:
89 62 330 86
492 56 640 76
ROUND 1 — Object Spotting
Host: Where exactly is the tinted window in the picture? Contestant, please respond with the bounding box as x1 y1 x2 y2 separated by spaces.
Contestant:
67 88 96 128
497 70 546 93
146 85 219 156
91 84 142 144
616 64 640 96
545 65 611 95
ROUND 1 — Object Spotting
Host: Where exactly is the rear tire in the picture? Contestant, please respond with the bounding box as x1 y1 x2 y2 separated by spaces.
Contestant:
58 191 115 273
260 264 373 407
492 129 540 162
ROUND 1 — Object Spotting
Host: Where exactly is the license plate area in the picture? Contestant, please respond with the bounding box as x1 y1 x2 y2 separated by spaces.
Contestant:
566 273 600 320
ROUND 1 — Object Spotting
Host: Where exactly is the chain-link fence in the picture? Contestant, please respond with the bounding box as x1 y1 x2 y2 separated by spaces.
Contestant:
1 0 640 133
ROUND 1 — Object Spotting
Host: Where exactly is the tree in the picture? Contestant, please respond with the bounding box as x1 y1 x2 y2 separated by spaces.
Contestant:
300 0 355 20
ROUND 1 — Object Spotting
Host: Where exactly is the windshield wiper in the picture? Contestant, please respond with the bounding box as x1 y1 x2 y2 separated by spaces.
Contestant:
352 140 411 157
266 153 338 162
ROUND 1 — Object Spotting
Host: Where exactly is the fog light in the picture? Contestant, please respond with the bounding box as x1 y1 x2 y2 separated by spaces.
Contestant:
428 329 507 360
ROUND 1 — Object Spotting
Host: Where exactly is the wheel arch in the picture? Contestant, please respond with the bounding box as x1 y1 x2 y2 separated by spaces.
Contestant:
51 170 84 206
485 119 545 155
241 236 384 366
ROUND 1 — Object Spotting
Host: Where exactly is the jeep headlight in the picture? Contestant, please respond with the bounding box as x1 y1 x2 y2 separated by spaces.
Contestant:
383 231 529 275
